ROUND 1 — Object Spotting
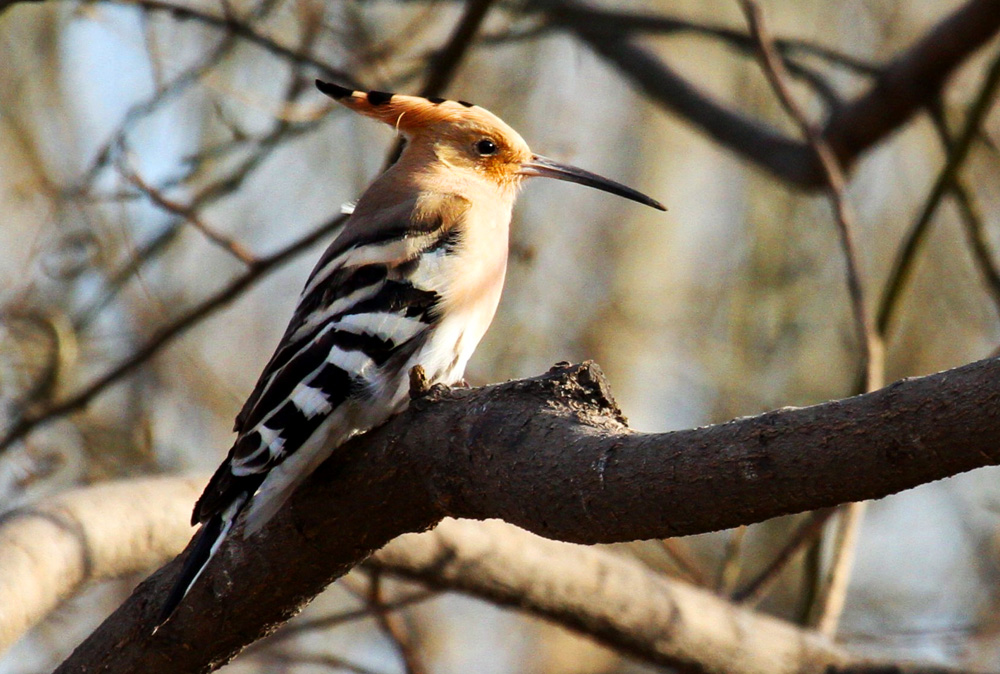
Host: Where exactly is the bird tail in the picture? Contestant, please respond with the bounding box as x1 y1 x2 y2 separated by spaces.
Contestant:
154 494 248 631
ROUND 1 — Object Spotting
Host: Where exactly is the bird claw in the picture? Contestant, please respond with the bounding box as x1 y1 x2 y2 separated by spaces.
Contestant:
408 365 431 398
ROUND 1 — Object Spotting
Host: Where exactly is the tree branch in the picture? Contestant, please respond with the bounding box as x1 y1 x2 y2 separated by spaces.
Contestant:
876 45 1000 337
556 0 1000 189
373 520 961 674
0 477 204 654
0 478 964 674
0 215 348 455
36 358 1000 673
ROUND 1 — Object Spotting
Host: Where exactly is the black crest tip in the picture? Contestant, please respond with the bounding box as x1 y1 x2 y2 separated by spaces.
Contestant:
366 90 394 106
316 80 354 100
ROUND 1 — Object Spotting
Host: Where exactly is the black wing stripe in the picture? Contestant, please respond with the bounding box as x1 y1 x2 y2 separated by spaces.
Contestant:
301 220 442 298
273 412 327 463
264 400 310 433
342 280 440 322
268 283 383 387
193 440 267 521
341 216 444 252
235 317 414 468
240 326 357 432
327 329 398 366
234 267 386 434
238 280 438 436
314 362 353 399
243 237 450 432
245 363 357 473
232 240 446 465
295 265 389 340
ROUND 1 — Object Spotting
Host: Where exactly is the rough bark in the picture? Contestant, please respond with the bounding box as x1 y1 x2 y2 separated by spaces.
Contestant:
42 358 1000 673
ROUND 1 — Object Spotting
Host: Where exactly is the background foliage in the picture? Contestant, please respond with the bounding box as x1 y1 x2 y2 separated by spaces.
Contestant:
1 0 999 672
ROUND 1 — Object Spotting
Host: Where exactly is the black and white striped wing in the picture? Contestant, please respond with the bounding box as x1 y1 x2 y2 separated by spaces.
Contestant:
191 196 467 527
159 200 467 626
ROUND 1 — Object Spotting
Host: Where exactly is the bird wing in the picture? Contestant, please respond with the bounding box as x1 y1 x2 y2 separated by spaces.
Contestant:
192 193 470 526
159 194 471 627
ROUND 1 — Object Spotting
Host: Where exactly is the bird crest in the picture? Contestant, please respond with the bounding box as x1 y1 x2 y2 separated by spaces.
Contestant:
316 81 501 136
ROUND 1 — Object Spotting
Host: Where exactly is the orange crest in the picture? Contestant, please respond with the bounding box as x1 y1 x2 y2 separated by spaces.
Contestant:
316 81 486 135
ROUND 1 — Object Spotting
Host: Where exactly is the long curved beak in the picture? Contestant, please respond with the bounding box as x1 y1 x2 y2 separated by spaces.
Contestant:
518 154 666 211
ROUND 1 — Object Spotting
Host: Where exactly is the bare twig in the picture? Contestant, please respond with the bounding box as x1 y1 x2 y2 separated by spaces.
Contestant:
4 9 361 454
385 0 496 166
422 0 497 97
76 109 325 331
78 11 248 186
715 526 746 594
537 2 873 111
812 501 868 634
537 4 881 75
954 180 1000 321
255 651 389 674
738 1 882 391
561 0 1000 190
877 49 1000 337
120 0 354 85
74 0 341 189
739 0 883 636
262 589 438 644
367 571 427 674
0 311 75 414
0 0 41 15
657 538 708 587
733 509 835 606
64 0 287 333
119 161 257 266
1 0 489 459
0 214 347 454
925 105 1000 333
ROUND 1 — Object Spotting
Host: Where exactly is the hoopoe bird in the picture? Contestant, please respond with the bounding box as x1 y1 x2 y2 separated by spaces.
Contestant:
157 80 665 625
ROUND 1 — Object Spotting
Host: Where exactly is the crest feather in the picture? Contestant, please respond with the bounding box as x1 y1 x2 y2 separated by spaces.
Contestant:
316 80 478 133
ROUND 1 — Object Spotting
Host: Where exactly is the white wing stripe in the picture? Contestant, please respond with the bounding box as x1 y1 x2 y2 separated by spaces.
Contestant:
289 281 386 344
301 232 441 299
290 383 335 418
340 232 443 269
327 345 376 379
332 312 427 344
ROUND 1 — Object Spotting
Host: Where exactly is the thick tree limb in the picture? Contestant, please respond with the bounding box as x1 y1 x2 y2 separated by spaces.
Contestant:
0 477 204 653
40 358 1000 672
376 521 961 674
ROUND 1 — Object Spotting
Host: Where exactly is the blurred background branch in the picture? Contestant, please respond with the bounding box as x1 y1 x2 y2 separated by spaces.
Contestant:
1 0 1000 672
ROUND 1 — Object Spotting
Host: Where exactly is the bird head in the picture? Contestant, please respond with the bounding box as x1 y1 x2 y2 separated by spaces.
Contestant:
316 80 666 211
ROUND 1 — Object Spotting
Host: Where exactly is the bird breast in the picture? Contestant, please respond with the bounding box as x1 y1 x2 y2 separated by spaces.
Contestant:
415 191 512 387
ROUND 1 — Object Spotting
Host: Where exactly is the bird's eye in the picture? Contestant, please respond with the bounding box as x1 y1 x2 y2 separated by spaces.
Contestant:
475 139 498 156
